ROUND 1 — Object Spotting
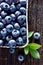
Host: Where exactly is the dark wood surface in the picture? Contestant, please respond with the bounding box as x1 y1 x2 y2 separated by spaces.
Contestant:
0 0 43 65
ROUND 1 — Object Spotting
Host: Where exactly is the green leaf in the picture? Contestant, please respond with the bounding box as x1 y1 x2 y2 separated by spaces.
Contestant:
29 43 42 50
28 32 34 38
24 45 29 55
30 49 40 59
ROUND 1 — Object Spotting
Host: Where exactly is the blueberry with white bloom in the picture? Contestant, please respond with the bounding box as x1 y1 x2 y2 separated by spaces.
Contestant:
0 2 10 11
11 14 16 21
8 39 16 47
20 7 26 15
18 55 24 62
20 0 26 6
0 22 4 29
5 0 13 5
1 28 7 37
14 23 20 30
17 15 26 25
2 19 6 24
9 48 15 54
6 35 12 42
5 16 12 24
0 2 5 7
12 29 20 38
0 40 3 46
15 11 21 17
10 4 16 12
6 24 13 33
16 37 23 45
20 27 26 35
1 11 7 18
16 3 21 10
33 32 41 40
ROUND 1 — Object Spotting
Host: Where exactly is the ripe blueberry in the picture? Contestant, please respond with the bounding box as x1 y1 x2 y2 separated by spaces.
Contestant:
20 27 26 35
10 4 16 12
5 16 12 24
16 37 23 45
14 23 20 30
8 39 16 47
12 29 20 38
20 7 26 15
6 24 13 33
18 55 24 62
1 11 7 18
33 32 41 40
11 14 16 21
16 3 21 10
0 40 3 46
6 35 12 42
15 11 21 17
0 22 4 29
17 15 26 24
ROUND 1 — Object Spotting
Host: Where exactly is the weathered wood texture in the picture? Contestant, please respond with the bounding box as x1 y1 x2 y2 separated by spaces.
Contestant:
0 0 43 65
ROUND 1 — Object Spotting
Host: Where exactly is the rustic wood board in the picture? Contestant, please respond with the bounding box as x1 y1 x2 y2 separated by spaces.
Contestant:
0 0 43 65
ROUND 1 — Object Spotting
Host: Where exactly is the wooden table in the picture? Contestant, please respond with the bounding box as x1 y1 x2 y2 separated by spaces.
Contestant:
0 0 43 65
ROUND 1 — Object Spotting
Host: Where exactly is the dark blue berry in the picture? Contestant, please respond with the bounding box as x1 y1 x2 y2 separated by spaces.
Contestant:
16 37 23 45
12 29 20 38
17 15 26 25
14 23 20 30
33 32 40 40
6 24 13 33
18 55 24 62
20 27 26 35
20 7 26 15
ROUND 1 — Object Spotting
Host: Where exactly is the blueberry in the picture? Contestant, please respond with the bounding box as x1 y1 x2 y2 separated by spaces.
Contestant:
2 19 6 24
21 22 26 27
20 27 26 35
14 23 20 30
16 37 23 45
0 2 5 7
16 3 21 10
33 32 40 40
20 7 26 15
20 0 26 6
0 2 10 11
5 16 12 24
18 55 24 62
6 35 12 42
12 29 20 38
9 48 15 54
15 11 21 17
0 22 4 29
0 16 2 21
10 4 16 12
17 15 26 24
5 0 13 5
0 40 3 46
1 28 7 37
6 24 13 33
11 14 16 21
22 35 27 43
8 40 16 47
1 11 7 18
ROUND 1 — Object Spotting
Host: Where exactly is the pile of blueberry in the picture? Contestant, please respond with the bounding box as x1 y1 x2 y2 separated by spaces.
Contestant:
0 0 27 48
